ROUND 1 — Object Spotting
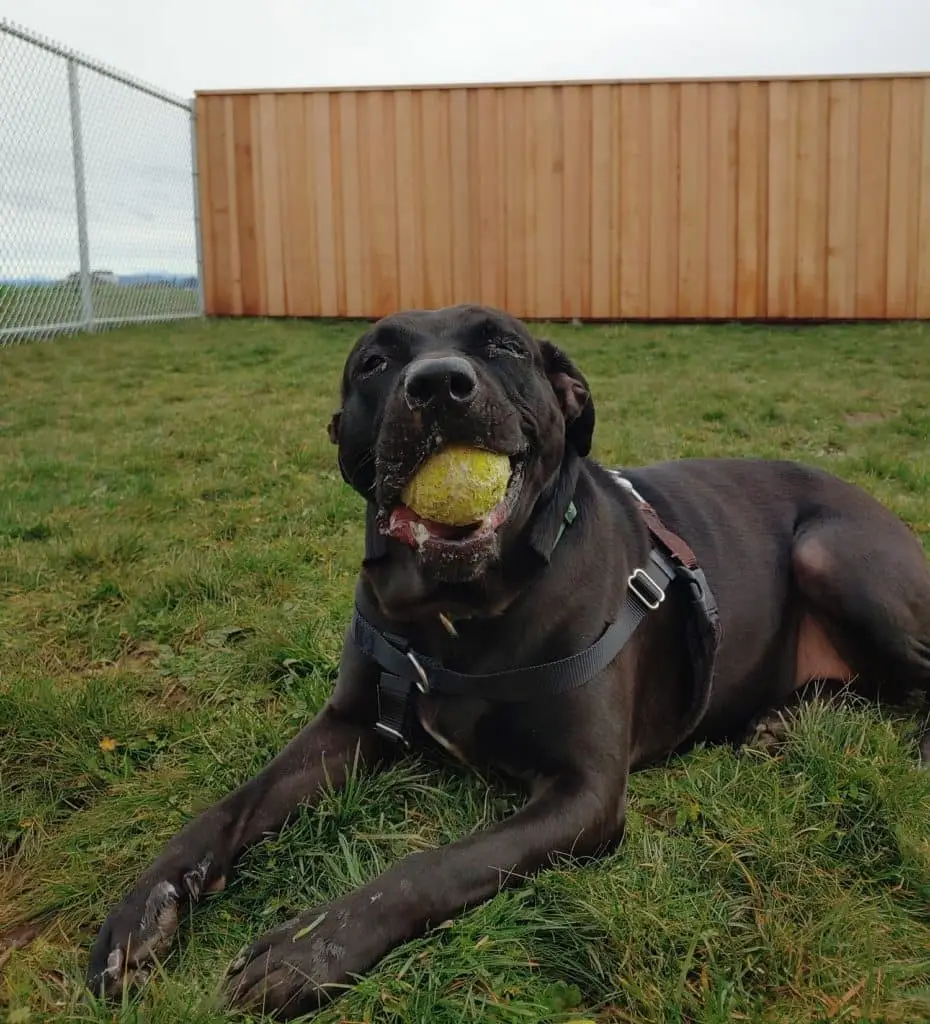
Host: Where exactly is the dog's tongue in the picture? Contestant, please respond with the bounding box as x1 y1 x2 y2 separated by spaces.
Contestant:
388 506 479 543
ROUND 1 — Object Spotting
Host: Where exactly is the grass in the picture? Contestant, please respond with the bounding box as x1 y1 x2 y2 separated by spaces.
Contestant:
1 316 930 1023
0 282 200 334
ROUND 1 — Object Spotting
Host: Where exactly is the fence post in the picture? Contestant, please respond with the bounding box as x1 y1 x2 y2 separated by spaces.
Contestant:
66 56 93 330
189 99 206 316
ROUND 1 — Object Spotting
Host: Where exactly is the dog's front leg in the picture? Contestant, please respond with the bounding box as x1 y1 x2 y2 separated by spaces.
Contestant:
224 770 627 1019
87 645 391 998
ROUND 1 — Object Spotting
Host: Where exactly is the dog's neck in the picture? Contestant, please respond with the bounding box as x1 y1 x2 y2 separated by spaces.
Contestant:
523 447 582 564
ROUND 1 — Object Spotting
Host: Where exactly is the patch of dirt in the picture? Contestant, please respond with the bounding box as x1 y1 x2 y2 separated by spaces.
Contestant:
157 680 193 709
80 639 172 678
843 410 892 426
0 917 50 975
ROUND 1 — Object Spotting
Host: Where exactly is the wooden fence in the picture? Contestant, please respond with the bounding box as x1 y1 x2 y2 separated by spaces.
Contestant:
195 75 930 321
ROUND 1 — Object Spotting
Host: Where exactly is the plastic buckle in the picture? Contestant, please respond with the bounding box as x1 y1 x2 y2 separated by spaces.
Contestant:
677 565 718 621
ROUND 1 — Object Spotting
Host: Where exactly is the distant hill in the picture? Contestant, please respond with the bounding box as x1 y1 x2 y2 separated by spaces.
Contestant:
0 273 198 289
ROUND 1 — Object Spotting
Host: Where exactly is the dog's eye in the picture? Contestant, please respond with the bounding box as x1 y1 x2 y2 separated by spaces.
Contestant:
357 353 388 377
487 338 525 359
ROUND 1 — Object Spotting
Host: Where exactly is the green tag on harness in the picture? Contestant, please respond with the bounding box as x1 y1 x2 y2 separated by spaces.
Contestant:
554 500 578 549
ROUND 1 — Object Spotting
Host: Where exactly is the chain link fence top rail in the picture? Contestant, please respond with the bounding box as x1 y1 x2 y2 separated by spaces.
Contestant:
0 20 204 344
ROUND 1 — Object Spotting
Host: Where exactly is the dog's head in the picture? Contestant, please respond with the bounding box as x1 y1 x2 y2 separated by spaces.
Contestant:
329 304 594 604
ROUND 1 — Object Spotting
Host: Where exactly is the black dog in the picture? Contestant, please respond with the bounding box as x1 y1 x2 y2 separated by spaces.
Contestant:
87 304 930 1017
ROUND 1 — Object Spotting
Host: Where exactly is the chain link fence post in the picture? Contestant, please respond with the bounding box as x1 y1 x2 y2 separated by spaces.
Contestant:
66 56 94 330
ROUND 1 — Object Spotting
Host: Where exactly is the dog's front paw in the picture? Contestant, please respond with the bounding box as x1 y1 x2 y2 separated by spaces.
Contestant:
741 708 793 754
223 898 389 1019
86 855 222 999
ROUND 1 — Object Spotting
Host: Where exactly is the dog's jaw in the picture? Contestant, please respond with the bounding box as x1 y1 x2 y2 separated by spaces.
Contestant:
377 461 526 585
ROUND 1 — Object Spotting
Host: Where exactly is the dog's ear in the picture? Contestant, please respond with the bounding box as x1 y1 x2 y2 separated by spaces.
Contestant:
538 339 595 457
327 411 341 445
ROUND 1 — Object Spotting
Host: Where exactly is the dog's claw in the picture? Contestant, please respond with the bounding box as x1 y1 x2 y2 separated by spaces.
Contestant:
226 951 248 976
132 964 153 987
183 870 202 900
103 946 124 983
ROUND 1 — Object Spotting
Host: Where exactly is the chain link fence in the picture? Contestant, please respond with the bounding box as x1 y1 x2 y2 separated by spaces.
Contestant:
0 20 203 344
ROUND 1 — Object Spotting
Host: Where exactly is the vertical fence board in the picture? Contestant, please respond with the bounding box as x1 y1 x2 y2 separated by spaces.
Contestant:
886 78 923 317
257 94 285 316
364 91 399 316
919 79 930 319
562 84 591 319
278 93 316 316
678 82 709 317
707 82 738 317
477 88 505 311
231 96 260 316
502 88 527 317
335 93 362 316
648 83 680 317
466 91 483 305
222 97 243 315
204 96 233 315
520 89 538 316
197 75 930 321
736 82 765 317
328 95 347 316
608 85 624 319
827 80 860 318
532 87 560 319
247 96 268 316
767 81 798 318
308 93 338 316
394 91 422 310
619 84 650 317
421 90 453 309
795 80 829 317
589 85 612 317
856 79 892 318
355 93 374 317
448 90 473 305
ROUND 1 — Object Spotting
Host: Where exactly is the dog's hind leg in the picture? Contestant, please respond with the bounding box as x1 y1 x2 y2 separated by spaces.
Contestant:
740 678 857 754
790 511 930 761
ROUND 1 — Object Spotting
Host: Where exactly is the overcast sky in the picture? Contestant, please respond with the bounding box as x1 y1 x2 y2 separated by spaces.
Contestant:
1 0 928 287
3 0 929 98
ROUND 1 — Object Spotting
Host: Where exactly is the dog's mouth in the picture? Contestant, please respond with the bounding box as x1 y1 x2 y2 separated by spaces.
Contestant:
379 457 525 559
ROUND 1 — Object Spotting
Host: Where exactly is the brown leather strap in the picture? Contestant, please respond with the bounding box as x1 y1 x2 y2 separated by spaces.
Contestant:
637 501 700 571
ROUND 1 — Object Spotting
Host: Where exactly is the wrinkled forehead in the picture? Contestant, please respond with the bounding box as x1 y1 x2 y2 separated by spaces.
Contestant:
354 305 536 363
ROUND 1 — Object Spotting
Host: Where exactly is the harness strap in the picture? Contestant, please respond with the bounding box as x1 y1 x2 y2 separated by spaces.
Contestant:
607 470 700 571
352 546 676 708
638 502 699 570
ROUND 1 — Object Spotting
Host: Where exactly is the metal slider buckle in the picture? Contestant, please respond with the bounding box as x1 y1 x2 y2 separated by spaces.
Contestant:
374 721 410 747
627 567 665 611
406 650 430 693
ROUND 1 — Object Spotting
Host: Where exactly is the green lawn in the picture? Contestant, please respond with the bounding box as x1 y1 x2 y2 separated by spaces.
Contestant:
2 317 930 1024
0 282 200 335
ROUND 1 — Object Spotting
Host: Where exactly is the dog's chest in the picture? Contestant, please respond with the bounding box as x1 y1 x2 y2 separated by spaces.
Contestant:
415 694 486 767
415 692 543 784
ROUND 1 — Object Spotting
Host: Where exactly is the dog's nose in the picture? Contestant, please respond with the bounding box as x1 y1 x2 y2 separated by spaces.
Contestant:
404 356 478 409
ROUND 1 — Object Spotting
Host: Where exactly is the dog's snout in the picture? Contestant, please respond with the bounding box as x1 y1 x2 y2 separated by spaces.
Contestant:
404 356 478 410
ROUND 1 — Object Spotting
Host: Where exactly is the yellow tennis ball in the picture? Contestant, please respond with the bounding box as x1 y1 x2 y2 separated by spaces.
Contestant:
402 445 511 526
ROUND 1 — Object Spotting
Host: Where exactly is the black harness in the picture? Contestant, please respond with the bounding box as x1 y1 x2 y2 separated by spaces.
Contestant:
350 466 721 750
